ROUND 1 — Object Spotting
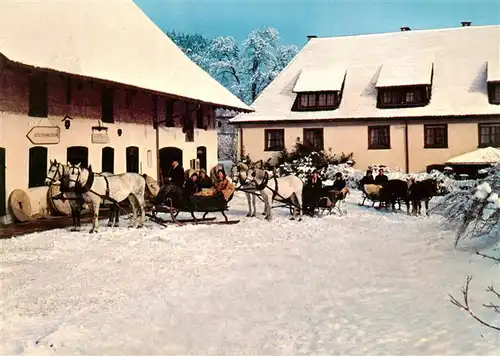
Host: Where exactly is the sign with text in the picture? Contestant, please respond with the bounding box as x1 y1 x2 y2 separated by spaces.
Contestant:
26 126 60 145
91 130 109 144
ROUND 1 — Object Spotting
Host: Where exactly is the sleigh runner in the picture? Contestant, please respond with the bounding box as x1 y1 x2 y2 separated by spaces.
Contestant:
148 190 239 226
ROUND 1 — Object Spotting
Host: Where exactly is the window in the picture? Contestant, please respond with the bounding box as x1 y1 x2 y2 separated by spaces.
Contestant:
126 146 139 173
368 126 391 149
264 129 285 151
67 146 89 168
478 123 500 147
101 147 114 173
424 124 448 148
303 128 324 150
294 92 339 111
377 86 429 108
28 146 48 188
165 99 174 127
28 73 48 117
196 107 204 129
488 83 500 104
184 117 194 142
101 87 114 123
66 77 72 105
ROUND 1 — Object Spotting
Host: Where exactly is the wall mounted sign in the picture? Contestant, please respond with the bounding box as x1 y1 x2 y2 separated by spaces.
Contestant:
26 126 60 145
91 131 110 144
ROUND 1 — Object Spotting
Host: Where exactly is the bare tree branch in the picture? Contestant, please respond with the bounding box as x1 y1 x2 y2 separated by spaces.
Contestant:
449 275 500 331
486 285 500 300
476 250 500 263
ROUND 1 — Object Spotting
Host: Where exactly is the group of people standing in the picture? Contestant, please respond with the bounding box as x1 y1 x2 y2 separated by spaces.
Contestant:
152 160 235 206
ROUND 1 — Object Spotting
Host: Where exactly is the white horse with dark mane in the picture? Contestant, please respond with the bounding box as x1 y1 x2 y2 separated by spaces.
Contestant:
66 163 146 233
246 167 304 221
231 162 261 217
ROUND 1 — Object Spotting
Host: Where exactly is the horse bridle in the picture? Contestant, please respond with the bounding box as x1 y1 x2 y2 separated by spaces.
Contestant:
46 161 64 185
68 164 82 185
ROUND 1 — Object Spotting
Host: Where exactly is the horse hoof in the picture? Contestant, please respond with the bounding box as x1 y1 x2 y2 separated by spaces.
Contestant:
290 217 295 221
246 213 251 217
89 229 94 234
137 225 144 229
107 222 113 227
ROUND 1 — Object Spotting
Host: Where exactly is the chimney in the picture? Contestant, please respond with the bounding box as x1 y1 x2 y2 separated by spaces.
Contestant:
400 26 411 32
307 35 317 41
461 21 472 27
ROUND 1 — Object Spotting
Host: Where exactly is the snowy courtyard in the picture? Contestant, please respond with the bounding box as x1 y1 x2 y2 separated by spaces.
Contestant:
1 191 499 355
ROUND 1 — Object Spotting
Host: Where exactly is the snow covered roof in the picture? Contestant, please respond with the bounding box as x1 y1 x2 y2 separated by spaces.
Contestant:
292 67 346 92
445 147 500 165
0 0 252 112
232 25 500 123
376 62 433 88
487 59 500 83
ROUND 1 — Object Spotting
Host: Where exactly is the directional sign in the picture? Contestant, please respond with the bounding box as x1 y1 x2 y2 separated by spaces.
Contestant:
26 126 60 145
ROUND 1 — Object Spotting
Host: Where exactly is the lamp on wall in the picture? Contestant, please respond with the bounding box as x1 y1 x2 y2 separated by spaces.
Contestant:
117 128 123 137
62 114 73 129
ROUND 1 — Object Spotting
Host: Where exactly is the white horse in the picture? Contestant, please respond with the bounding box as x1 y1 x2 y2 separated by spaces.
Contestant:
246 167 304 221
66 163 146 233
231 162 261 217
45 160 122 230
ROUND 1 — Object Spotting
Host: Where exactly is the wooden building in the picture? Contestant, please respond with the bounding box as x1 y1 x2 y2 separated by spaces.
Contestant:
0 0 251 223
231 24 500 173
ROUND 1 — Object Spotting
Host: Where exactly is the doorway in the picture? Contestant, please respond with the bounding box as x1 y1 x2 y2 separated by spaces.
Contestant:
101 147 114 173
159 147 183 179
29 146 48 188
126 146 139 173
67 146 89 168
0 148 5 217
196 146 207 171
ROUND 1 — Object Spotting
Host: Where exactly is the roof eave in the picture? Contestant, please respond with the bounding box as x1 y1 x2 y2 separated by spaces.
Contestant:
3 55 254 113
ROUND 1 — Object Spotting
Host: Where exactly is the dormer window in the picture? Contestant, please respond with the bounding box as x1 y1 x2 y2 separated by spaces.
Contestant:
489 83 500 104
376 62 433 108
486 60 500 105
295 92 339 110
378 85 430 108
292 67 345 111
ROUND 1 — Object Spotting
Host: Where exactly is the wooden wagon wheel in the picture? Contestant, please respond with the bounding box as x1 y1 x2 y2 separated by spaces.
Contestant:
9 189 32 222
47 184 72 216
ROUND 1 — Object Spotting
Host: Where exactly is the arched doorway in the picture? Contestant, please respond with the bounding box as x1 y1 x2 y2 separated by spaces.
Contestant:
29 146 48 188
101 147 114 173
197 146 207 171
126 146 139 173
0 148 5 217
159 147 183 179
67 146 89 168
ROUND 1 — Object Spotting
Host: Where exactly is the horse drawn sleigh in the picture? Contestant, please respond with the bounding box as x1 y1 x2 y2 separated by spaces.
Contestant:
231 161 349 219
44 159 240 232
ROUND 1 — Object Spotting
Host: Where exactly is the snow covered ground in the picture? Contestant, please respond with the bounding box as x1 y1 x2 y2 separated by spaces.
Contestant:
1 191 499 355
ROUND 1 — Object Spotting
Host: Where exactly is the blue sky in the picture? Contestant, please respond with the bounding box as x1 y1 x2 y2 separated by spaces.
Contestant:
134 0 499 47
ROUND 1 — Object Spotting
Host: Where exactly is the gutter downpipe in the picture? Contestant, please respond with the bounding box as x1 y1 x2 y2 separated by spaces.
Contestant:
239 124 244 161
404 119 409 174
153 95 161 182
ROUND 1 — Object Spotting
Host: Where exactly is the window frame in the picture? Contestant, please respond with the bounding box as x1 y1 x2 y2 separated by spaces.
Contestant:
101 87 114 123
478 123 500 148
424 124 448 149
303 128 324 150
368 125 391 150
293 91 340 111
487 82 500 105
28 73 48 118
264 129 285 151
377 85 430 108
